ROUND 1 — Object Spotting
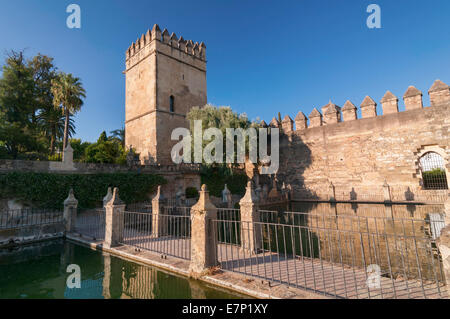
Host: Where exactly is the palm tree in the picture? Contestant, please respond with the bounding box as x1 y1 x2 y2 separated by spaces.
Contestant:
51 72 86 150
37 107 76 154
109 127 125 146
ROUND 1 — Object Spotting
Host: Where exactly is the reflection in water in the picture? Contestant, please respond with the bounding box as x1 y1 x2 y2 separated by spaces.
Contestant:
260 202 446 282
0 240 247 299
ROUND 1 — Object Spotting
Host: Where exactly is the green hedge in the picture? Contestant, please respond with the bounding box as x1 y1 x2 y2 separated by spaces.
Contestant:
185 187 199 199
200 167 247 198
0 172 166 209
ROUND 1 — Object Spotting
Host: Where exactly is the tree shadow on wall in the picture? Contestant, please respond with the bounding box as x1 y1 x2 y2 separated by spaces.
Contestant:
258 132 315 202
277 133 316 199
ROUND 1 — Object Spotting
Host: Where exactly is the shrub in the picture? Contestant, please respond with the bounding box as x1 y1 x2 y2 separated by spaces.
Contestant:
200 166 247 197
185 187 199 199
0 172 166 209
47 153 62 161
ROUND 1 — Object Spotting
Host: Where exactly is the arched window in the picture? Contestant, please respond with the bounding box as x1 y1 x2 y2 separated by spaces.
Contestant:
419 152 448 189
169 95 175 113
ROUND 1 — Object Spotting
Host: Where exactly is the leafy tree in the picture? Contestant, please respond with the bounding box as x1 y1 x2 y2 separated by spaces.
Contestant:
186 105 260 166
69 138 91 162
109 127 125 146
30 54 57 125
84 131 127 164
0 50 39 158
37 107 75 154
0 51 86 159
29 54 66 154
51 72 86 151
97 131 108 143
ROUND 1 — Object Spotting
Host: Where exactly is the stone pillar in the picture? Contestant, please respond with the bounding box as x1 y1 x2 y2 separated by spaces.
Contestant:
281 182 289 201
152 186 166 237
63 143 73 163
262 184 269 200
126 147 136 167
239 181 262 253
63 188 78 233
268 176 279 198
189 185 218 277
255 184 262 202
328 182 336 202
103 187 112 208
383 181 392 202
104 188 125 249
286 184 293 201
437 193 450 290
222 184 232 208
175 185 185 206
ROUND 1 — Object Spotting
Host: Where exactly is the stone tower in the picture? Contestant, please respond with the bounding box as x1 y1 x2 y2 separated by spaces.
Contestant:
124 24 207 164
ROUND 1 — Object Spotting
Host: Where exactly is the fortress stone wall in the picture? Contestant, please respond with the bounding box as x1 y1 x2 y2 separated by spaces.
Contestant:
123 25 449 203
272 80 450 201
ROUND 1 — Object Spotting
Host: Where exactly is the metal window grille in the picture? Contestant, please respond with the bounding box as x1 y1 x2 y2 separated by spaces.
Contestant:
420 152 448 190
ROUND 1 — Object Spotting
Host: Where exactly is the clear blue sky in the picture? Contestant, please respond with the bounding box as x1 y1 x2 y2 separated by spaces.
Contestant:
1 0 449 142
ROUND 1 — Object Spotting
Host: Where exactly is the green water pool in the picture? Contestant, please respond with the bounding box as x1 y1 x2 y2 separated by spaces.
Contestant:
0 240 249 299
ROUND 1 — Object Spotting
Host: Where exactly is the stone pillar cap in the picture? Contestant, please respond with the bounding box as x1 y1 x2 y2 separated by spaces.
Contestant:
222 184 231 195
64 142 73 152
103 187 113 203
152 185 165 201
64 188 78 206
192 184 216 212
106 187 124 206
240 181 259 204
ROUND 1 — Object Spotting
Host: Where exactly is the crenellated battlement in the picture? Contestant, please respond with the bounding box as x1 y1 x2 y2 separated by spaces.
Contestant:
274 79 450 132
125 24 206 71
